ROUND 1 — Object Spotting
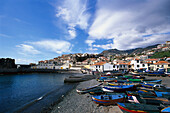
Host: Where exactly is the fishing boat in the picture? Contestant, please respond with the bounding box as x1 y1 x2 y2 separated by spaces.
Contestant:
103 78 117 82
107 82 141 87
143 79 162 84
97 77 108 82
76 83 102 94
154 91 170 98
161 106 170 113
131 71 141 75
127 79 142 82
154 86 170 92
141 83 164 89
92 93 125 105
124 75 133 79
89 89 105 95
102 85 136 92
129 95 170 106
126 90 156 97
117 102 160 113
147 71 165 76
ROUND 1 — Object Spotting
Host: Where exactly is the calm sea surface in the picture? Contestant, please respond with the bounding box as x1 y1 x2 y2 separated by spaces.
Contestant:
0 73 77 113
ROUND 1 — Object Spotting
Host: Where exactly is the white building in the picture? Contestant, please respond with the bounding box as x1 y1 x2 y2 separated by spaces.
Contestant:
91 62 113 72
130 58 141 70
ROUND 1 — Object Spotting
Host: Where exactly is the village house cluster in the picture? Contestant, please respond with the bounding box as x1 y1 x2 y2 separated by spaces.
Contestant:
31 41 170 72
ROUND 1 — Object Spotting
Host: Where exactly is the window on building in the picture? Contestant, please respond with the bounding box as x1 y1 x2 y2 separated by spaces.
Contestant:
113 65 115 68
168 64 170 67
137 60 139 63
162 65 163 67
157 65 159 67
137 65 139 67
148 64 150 66
142 64 145 67
99 66 100 68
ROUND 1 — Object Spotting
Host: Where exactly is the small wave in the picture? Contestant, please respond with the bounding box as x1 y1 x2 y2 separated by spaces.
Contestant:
37 96 43 100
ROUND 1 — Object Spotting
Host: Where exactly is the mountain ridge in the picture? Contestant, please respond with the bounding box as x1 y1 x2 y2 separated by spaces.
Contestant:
100 44 159 56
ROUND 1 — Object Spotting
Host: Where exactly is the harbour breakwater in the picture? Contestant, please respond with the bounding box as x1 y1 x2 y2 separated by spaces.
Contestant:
0 68 79 75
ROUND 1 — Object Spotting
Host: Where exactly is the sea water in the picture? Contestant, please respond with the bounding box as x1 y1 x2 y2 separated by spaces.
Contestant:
0 73 77 113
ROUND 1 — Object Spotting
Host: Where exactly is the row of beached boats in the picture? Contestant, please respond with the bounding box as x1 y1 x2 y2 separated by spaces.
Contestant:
76 72 170 113
130 70 169 77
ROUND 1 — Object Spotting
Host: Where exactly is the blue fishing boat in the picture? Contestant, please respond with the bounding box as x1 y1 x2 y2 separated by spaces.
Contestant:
147 71 165 76
143 79 162 84
97 77 108 82
141 83 164 89
117 102 160 113
161 106 170 113
92 93 125 105
102 85 136 92
154 91 170 98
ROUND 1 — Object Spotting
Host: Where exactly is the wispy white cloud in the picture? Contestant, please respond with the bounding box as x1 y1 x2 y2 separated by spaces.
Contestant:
87 0 170 50
85 39 95 46
56 0 90 39
68 26 76 39
85 39 98 51
16 44 41 55
87 47 98 51
17 39 72 55
14 18 30 24
0 33 11 38
93 43 114 50
29 40 72 54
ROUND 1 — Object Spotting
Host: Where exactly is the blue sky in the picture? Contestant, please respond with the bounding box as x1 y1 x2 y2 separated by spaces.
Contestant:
0 0 170 64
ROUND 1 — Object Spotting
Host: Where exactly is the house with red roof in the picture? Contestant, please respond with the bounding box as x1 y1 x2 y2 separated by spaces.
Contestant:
145 58 160 64
153 61 170 72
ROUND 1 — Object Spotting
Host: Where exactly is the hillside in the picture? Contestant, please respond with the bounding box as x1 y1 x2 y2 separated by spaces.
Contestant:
100 44 159 56
150 51 170 58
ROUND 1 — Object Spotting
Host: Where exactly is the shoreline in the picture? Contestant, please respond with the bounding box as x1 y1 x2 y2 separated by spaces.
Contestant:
51 79 122 113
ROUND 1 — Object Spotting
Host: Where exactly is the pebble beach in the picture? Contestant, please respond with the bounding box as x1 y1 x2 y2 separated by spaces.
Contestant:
51 76 170 113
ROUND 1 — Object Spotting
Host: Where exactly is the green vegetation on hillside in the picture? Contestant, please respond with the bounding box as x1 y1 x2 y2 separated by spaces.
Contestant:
150 51 170 58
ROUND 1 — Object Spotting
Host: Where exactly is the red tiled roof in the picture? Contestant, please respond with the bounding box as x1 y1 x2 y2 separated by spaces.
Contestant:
154 61 169 65
118 62 128 65
93 62 106 66
146 59 159 61
127 61 131 65
133 58 139 60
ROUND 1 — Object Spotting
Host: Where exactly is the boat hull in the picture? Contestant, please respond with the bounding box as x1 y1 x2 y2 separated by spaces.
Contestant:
117 102 160 113
92 94 125 105
102 85 136 92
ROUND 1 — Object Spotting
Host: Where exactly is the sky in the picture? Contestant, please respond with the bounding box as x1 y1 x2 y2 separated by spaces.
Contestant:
0 0 170 64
